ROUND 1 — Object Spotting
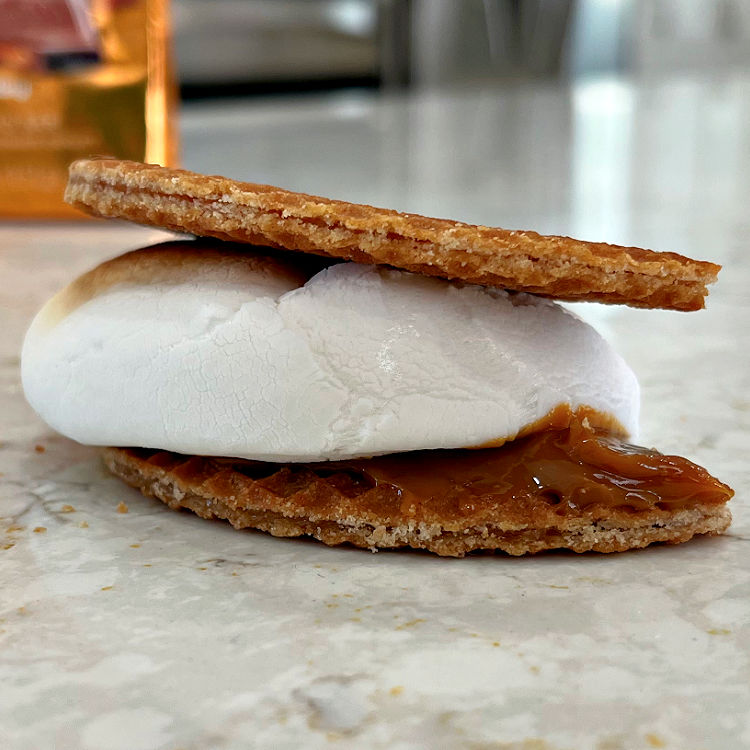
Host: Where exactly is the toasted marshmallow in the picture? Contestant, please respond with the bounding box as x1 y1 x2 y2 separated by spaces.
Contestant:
22 242 639 461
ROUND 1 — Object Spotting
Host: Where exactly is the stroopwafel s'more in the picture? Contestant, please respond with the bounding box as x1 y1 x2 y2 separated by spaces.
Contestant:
22 159 733 556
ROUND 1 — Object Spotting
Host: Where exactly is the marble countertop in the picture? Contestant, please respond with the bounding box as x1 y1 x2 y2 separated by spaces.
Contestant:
2 74 749 750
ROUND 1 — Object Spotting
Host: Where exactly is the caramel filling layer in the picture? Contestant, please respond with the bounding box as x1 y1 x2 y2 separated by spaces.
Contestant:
298 419 733 514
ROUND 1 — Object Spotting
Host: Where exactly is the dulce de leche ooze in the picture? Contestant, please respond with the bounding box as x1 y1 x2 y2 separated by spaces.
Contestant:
292 415 734 523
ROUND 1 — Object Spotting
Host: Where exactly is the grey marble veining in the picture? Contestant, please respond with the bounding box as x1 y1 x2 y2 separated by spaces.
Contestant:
1 74 749 750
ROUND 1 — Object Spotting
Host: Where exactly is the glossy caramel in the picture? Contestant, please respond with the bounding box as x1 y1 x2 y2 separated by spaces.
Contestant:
319 419 733 514
473 403 629 448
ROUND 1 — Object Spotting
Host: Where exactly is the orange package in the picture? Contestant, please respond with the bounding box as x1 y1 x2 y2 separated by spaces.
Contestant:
0 0 177 218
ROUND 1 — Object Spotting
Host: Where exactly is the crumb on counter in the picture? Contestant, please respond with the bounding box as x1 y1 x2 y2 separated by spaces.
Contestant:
5 525 24 534
116 502 129 514
100 586 113 591
79 521 89 528
395 618 425 631
60 504 75 513
130 543 140 548
389 686 404 696
33 527 46 533
34 444 45 453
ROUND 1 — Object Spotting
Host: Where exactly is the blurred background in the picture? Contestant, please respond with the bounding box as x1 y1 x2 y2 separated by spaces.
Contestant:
2 0 750 230
173 0 750 98
166 0 750 257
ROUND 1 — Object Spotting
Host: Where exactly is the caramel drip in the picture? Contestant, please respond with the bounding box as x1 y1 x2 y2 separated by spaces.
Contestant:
473 403 629 449
307 418 733 514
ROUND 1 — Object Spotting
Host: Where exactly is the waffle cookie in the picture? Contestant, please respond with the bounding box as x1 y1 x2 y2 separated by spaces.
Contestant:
102 429 733 558
65 158 720 311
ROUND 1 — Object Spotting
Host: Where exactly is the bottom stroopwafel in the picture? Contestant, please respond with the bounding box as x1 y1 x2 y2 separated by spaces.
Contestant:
102 447 731 557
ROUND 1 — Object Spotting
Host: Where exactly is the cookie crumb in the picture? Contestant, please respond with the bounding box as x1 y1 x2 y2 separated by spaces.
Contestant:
389 686 404 696
395 618 425 631
79 521 89 529
34 444 45 453
130 543 140 548
116 502 129 514
33 527 47 533
60 504 75 513
100 585 113 591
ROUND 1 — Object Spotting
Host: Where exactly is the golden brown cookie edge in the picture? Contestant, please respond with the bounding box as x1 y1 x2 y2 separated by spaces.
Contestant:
102 447 732 557
66 159 720 311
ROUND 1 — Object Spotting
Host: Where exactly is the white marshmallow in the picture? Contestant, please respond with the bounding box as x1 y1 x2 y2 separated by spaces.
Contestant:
22 247 639 461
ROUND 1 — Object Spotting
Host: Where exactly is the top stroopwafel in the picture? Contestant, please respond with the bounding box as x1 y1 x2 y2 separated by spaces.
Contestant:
65 158 721 311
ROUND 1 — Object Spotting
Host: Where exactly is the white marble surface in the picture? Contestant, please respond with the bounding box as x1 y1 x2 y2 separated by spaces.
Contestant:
2 74 749 750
